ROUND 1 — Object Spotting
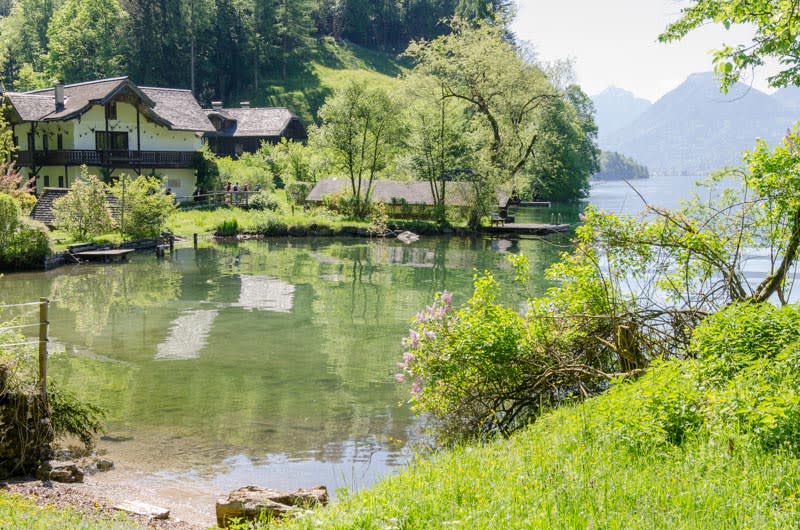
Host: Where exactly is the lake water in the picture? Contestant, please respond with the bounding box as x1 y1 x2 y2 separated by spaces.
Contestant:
0 176 702 524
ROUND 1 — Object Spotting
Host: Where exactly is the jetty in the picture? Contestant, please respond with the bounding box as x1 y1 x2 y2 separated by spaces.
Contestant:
72 249 136 263
482 223 571 236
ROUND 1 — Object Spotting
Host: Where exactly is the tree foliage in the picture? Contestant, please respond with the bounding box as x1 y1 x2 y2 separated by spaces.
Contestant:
46 0 129 82
109 174 177 239
314 81 402 219
660 0 800 91
51 168 114 240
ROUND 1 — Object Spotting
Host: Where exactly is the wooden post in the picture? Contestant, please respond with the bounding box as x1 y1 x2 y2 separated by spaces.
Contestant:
169 236 174 253
193 233 198 248
38 298 48 398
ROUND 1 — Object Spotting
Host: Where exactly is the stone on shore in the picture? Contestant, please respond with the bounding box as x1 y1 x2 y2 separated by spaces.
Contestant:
96 458 114 471
216 485 328 527
36 461 84 483
114 500 170 520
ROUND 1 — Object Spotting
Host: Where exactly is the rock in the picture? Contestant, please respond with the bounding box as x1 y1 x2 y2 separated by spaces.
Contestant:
96 458 114 471
216 485 328 528
114 500 170 520
397 231 420 244
37 461 84 483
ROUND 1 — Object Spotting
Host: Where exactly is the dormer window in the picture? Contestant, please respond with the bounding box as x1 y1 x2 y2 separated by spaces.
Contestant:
105 101 118 120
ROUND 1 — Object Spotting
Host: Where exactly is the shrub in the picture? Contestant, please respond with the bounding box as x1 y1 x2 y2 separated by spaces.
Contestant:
248 190 280 212
52 169 114 240
0 192 20 238
251 213 288 236
216 218 239 236
108 174 177 239
285 181 313 205
0 218 52 269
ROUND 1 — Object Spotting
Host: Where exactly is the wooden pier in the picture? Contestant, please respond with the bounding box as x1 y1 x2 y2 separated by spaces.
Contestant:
72 249 136 263
482 223 571 236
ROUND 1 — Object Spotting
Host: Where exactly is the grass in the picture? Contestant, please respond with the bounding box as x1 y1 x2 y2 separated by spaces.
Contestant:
270 402 800 530
0 493 138 529
251 38 406 125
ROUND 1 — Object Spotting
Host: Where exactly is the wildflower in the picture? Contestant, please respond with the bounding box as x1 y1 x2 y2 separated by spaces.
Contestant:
424 330 436 340
403 351 415 363
411 379 422 397
394 373 405 383
408 329 419 348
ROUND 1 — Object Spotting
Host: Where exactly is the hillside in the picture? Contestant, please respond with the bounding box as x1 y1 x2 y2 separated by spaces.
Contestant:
602 72 795 175
240 38 406 125
774 85 800 110
592 87 652 145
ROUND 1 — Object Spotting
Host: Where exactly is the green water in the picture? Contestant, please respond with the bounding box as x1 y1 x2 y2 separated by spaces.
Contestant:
0 236 568 498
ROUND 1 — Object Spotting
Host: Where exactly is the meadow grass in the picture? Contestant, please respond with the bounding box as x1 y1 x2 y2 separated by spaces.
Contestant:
274 402 800 530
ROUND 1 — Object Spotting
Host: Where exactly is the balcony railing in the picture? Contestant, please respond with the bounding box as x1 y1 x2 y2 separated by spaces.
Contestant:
15 150 199 169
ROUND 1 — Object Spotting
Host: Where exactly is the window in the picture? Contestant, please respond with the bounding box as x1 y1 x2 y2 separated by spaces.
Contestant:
96 131 129 151
43 175 50 187
57 134 63 150
58 175 64 187
27 132 34 150
105 102 117 120
42 134 49 151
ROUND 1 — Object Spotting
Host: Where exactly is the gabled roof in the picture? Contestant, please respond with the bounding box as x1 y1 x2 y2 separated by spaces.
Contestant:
5 77 214 132
305 178 510 208
204 107 305 138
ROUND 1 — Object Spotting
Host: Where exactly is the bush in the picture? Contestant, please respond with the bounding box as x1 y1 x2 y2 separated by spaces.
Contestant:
52 170 114 240
216 218 239 236
285 181 313 205
0 218 52 269
0 193 20 237
109 174 177 239
248 190 280 212
251 213 288 236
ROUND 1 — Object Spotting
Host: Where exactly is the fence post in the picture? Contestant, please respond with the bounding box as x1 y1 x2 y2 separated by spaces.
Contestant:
193 233 198 248
38 297 49 398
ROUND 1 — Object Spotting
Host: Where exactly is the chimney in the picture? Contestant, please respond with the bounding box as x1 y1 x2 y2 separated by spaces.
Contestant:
54 80 64 111
211 101 223 111
240 101 250 109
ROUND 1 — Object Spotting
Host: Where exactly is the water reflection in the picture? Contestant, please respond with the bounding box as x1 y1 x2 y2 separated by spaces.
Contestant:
0 236 565 488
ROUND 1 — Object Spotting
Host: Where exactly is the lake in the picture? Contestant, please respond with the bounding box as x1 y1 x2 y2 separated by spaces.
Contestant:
0 176 702 524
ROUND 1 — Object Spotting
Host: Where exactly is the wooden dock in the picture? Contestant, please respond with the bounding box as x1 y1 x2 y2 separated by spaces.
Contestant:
73 249 136 263
482 223 571 236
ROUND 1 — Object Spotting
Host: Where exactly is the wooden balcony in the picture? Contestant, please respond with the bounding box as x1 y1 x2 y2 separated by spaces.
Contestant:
15 149 199 169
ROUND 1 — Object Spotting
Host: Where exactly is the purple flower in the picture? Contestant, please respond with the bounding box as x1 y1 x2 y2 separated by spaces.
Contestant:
424 330 436 340
411 379 422 397
408 329 419 348
403 351 415 363
394 373 406 383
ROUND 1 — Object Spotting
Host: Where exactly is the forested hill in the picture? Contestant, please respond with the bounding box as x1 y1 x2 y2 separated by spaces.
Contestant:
0 0 511 114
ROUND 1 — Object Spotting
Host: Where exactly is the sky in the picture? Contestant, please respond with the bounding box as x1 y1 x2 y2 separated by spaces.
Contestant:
511 0 780 102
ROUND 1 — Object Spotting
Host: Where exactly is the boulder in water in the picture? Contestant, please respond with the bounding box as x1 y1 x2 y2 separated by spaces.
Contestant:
216 485 328 527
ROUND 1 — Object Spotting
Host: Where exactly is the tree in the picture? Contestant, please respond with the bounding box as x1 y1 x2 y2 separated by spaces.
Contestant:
52 169 114 240
660 0 800 91
402 74 474 223
314 81 402 219
0 0 59 88
108 174 177 239
406 21 563 220
272 0 315 80
526 85 600 201
46 0 130 82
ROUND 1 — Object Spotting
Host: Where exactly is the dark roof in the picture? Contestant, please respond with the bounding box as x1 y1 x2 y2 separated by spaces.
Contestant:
204 107 306 138
305 178 510 208
5 77 214 132
31 188 119 227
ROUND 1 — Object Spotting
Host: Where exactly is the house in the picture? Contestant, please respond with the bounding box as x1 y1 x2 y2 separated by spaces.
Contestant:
204 102 307 157
3 77 215 196
305 178 511 218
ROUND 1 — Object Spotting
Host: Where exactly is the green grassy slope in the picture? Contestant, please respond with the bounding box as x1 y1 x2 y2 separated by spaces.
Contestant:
248 38 407 125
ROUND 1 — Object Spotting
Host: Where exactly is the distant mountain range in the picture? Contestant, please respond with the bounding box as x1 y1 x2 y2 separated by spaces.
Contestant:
592 73 798 175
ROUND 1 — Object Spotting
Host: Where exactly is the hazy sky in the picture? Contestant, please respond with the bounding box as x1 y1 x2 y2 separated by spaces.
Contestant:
511 0 779 102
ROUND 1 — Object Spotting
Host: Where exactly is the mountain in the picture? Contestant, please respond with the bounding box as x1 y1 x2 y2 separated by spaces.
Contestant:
602 72 795 175
592 87 652 145
773 86 800 111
